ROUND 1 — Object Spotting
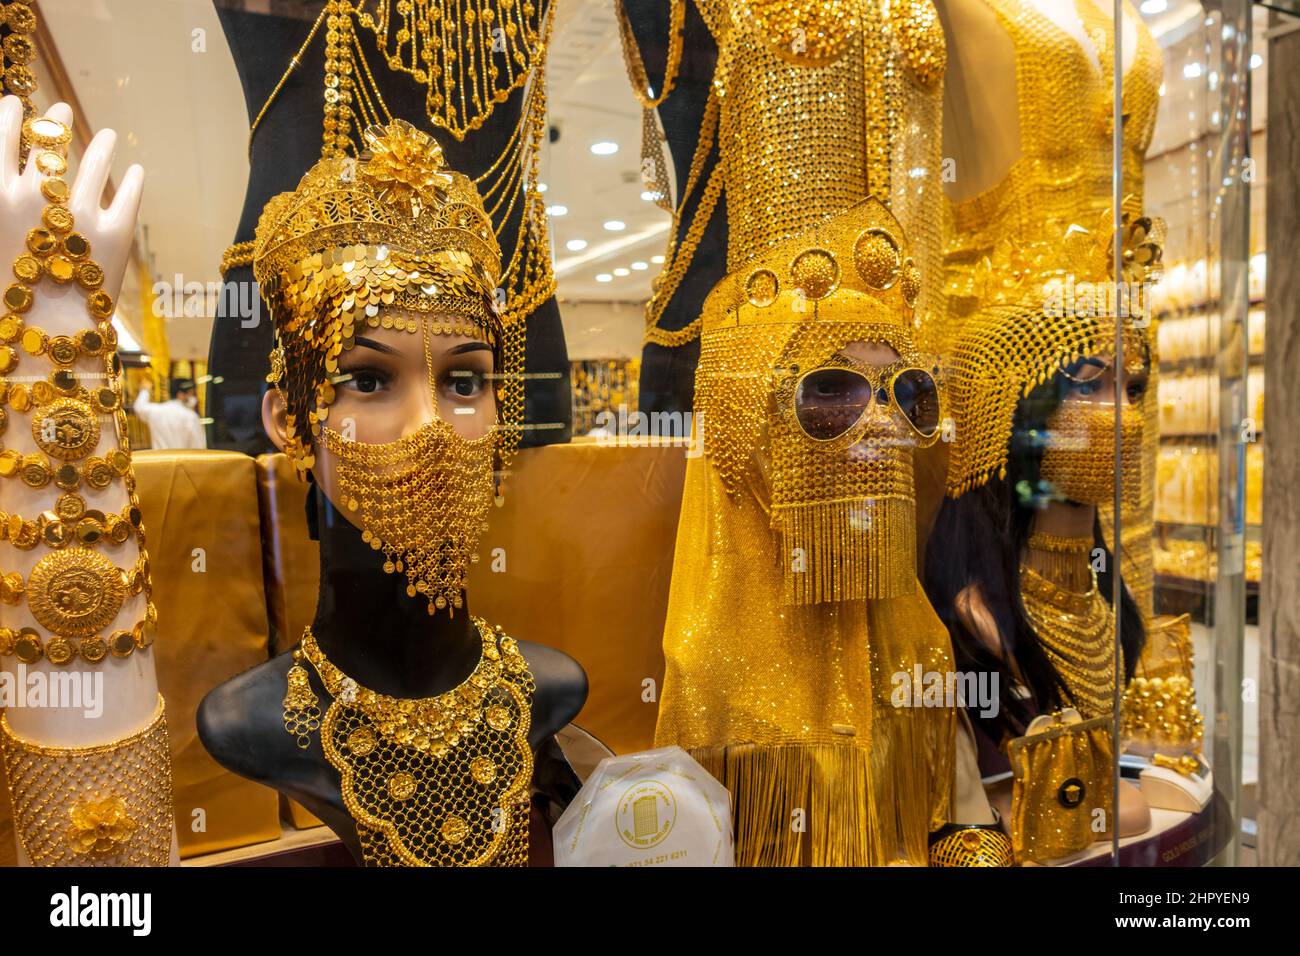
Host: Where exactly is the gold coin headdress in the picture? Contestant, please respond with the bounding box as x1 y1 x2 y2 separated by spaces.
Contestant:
252 119 519 475
695 197 938 603
944 197 1164 497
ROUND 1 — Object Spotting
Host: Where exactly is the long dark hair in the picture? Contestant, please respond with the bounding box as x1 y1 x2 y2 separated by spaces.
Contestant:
923 369 1146 739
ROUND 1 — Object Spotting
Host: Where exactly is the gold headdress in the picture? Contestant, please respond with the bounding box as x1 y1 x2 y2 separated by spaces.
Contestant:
254 119 518 475
655 199 954 866
943 200 1162 498
253 120 516 616
695 196 939 603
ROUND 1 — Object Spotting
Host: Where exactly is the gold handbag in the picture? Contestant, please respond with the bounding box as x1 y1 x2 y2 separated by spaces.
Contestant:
1007 712 1114 864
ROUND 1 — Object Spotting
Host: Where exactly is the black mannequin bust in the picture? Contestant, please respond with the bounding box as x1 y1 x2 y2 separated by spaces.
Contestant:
197 486 589 864
207 0 571 454
623 0 725 415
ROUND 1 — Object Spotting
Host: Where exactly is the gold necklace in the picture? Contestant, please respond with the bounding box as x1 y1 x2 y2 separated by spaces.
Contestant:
1023 530 1094 593
285 618 535 866
1020 564 1119 720
614 0 685 216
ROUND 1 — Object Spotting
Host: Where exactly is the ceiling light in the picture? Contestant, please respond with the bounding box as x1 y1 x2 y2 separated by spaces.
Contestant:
631 261 648 271
651 255 665 264
603 220 626 232
547 204 568 217
590 141 619 156
614 267 630 277
538 182 548 193
640 190 660 202
595 273 613 282
1139 0 1166 14
566 239 588 252
1250 53 1263 70
1183 62 1203 80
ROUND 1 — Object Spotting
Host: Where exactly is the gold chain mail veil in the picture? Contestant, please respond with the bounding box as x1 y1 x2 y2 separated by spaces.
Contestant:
655 198 954 866
645 0 947 346
938 0 1164 612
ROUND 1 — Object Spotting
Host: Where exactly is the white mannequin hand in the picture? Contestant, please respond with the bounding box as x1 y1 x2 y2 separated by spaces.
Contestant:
0 96 158 746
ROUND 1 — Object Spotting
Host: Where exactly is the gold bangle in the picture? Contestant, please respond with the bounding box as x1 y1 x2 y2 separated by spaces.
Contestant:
0 373 122 414
0 695 173 866
0 449 128 494
0 498 143 550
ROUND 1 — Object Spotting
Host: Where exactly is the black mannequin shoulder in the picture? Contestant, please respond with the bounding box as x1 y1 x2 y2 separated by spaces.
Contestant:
516 640 588 742
196 654 303 783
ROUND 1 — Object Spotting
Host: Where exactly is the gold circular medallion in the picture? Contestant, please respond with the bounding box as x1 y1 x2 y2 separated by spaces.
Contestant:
470 756 497 784
86 461 114 489
0 345 15 372
13 255 42 282
744 268 780 308
31 381 55 404
76 262 104 290
33 398 100 461
55 492 85 522
79 635 108 663
790 248 839 300
485 704 512 731
440 815 468 845
46 637 75 665
27 549 126 639
63 233 90 259
20 458 49 488
347 726 376 756
853 228 902 289
387 772 416 801
110 629 136 658
14 629 42 664
47 336 79 364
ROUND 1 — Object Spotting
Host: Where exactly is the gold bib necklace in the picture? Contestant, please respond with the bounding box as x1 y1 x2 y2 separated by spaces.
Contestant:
1019 563 1120 720
284 617 535 866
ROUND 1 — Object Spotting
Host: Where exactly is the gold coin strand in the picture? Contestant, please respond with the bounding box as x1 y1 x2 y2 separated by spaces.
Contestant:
286 618 535 866
0 116 158 666
1 0 40 164
0 694 173 866
614 0 684 214
1020 563 1118 720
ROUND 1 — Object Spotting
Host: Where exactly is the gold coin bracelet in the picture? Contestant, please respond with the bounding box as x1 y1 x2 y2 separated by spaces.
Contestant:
0 115 157 668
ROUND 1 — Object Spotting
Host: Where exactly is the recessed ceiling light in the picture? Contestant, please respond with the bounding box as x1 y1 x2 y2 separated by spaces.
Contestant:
547 205 568 217
538 182 548 193
603 220 626 232
614 267 630 277
631 261 648 271
590 141 619 156
640 190 660 202
566 239 588 252
651 255 665 264
1183 62 1203 79
595 273 613 282
1250 53 1263 70
1139 0 1166 14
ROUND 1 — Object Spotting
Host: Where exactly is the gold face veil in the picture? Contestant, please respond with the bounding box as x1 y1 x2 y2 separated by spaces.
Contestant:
654 198 955 866
253 120 519 616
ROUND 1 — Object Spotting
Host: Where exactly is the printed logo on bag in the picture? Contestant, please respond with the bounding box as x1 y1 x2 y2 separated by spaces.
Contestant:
616 780 676 850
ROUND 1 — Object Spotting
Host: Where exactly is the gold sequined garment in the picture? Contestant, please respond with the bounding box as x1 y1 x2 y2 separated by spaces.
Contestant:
0 695 173 866
1019 564 1120 720
645 0 947 344
656 199 954 866
299 619 534 866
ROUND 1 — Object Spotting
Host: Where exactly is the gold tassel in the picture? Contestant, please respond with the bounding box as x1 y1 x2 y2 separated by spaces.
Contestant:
774 497 916 605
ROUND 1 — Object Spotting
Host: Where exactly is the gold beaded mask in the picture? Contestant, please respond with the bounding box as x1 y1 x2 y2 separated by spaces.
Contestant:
1041 402 1144 509
696 198 942 604
253 120 511 615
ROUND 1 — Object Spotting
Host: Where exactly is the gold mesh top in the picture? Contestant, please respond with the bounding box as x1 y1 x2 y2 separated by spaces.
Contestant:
940 0 1163 333
699 0 947 313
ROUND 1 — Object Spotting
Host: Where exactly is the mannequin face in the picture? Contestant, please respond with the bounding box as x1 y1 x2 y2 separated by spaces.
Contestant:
1055 351 1149 410
263 308 498 510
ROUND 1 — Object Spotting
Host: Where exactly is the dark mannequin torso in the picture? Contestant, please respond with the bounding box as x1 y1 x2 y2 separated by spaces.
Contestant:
197 486 588 864
623 0 725 415
207 0 571 454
